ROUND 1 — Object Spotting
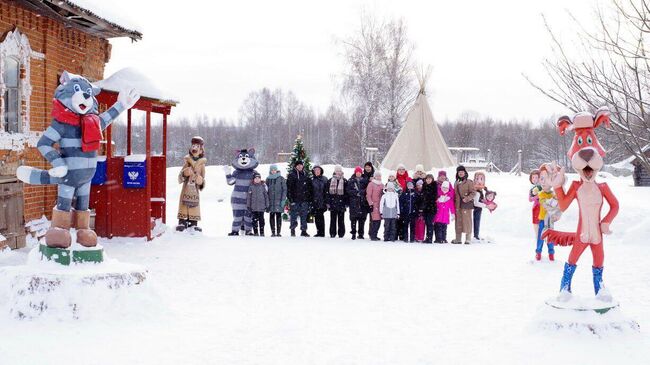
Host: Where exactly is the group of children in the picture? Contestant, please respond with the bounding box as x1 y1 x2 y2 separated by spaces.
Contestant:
241 162 498 244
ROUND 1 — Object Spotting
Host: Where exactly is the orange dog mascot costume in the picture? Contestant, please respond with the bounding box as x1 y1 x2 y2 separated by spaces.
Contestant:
543 107 619 302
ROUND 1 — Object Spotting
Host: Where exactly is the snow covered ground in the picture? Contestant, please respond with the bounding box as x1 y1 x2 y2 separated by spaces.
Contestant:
1 164 649 364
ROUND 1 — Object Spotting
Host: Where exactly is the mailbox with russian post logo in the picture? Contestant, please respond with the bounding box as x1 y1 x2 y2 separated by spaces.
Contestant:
123 155 146 189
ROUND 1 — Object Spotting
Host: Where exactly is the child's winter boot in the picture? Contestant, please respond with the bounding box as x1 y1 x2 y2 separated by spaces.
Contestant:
549 253 554 261
535 252 541 261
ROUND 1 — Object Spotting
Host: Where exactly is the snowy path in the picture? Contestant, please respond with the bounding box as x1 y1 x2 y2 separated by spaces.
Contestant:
0 165 649 364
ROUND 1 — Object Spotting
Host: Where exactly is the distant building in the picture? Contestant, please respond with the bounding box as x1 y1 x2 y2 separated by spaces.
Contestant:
632 147 650 187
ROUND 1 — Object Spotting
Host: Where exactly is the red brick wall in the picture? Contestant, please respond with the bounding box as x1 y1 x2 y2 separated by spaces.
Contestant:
0 2 112 221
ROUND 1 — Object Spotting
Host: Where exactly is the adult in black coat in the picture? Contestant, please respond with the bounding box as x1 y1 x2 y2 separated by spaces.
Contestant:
286 161 312 237
419 174 438 243
311 165 329 237
347 166 369 240
361 161 375 234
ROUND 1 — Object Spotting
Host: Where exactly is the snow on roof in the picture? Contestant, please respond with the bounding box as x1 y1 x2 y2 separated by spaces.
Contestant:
95 68 180 105
124 154 147 162
67 0 142 36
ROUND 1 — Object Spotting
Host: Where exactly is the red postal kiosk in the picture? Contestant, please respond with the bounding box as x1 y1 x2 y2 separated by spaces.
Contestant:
90 69 178 240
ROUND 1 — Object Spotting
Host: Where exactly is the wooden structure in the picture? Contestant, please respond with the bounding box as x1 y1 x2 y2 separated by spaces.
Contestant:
0 1 140 248
632 149 650 187
0 178 24 249
91 78 177 240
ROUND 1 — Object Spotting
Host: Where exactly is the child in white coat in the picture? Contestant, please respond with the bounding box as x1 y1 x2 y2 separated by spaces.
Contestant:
380 184 401 242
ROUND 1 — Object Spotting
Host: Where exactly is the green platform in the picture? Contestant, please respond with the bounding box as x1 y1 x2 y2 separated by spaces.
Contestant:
39 244 104 265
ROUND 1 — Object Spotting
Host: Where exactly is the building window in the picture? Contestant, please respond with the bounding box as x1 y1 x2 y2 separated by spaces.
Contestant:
3 57 20 133
0 29 37 135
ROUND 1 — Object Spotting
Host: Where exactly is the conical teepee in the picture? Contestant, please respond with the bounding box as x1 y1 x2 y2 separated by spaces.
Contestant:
381 68 455 171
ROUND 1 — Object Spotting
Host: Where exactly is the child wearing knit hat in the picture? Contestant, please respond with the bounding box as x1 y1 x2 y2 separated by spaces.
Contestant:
380 183 400 241
247 172 269 236
434 180 455 243
399 180 420 242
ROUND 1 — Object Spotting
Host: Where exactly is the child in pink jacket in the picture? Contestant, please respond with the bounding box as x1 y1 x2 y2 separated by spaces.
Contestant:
434 180 455 243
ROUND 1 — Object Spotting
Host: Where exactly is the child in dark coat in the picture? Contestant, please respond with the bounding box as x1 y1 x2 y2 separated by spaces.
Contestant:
399 181 420 242
247 172 270 236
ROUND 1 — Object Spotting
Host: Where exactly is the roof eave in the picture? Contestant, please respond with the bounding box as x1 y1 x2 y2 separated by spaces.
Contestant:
15 0 142 41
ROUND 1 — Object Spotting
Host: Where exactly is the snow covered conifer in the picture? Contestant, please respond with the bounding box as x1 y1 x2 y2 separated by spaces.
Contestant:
287 134 312 175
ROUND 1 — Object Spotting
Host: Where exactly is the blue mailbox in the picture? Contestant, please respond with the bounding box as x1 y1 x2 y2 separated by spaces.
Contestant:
123 155 146 189
91 157 107 185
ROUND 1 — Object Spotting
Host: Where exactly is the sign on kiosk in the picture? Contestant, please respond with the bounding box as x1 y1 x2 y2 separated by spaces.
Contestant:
123 154 147 188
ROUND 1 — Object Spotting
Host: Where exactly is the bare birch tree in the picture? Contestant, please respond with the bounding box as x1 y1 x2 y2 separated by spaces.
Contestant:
526 0 650 171
339 12 415 161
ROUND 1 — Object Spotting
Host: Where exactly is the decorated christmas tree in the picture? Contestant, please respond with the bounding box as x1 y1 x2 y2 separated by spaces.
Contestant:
287 134 312 175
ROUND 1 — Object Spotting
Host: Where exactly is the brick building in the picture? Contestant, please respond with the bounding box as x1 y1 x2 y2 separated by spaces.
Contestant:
0 0 140 248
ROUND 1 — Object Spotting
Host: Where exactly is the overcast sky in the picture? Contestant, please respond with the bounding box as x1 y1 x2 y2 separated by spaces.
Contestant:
103 0 596 124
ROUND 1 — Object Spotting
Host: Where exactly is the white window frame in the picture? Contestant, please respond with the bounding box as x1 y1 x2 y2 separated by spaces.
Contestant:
0 29 36 134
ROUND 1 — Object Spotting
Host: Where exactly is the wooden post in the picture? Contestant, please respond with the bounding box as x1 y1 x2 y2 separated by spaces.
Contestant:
517 150 522 176
162 113 167 157
487 149 492 172
162 113 167 224
145 110 152 241
127 108 132 155
105 123 113 238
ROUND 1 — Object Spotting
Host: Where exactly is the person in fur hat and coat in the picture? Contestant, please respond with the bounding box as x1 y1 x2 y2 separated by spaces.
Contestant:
177 136 207 232
453 165 476 244
366 172 384 241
